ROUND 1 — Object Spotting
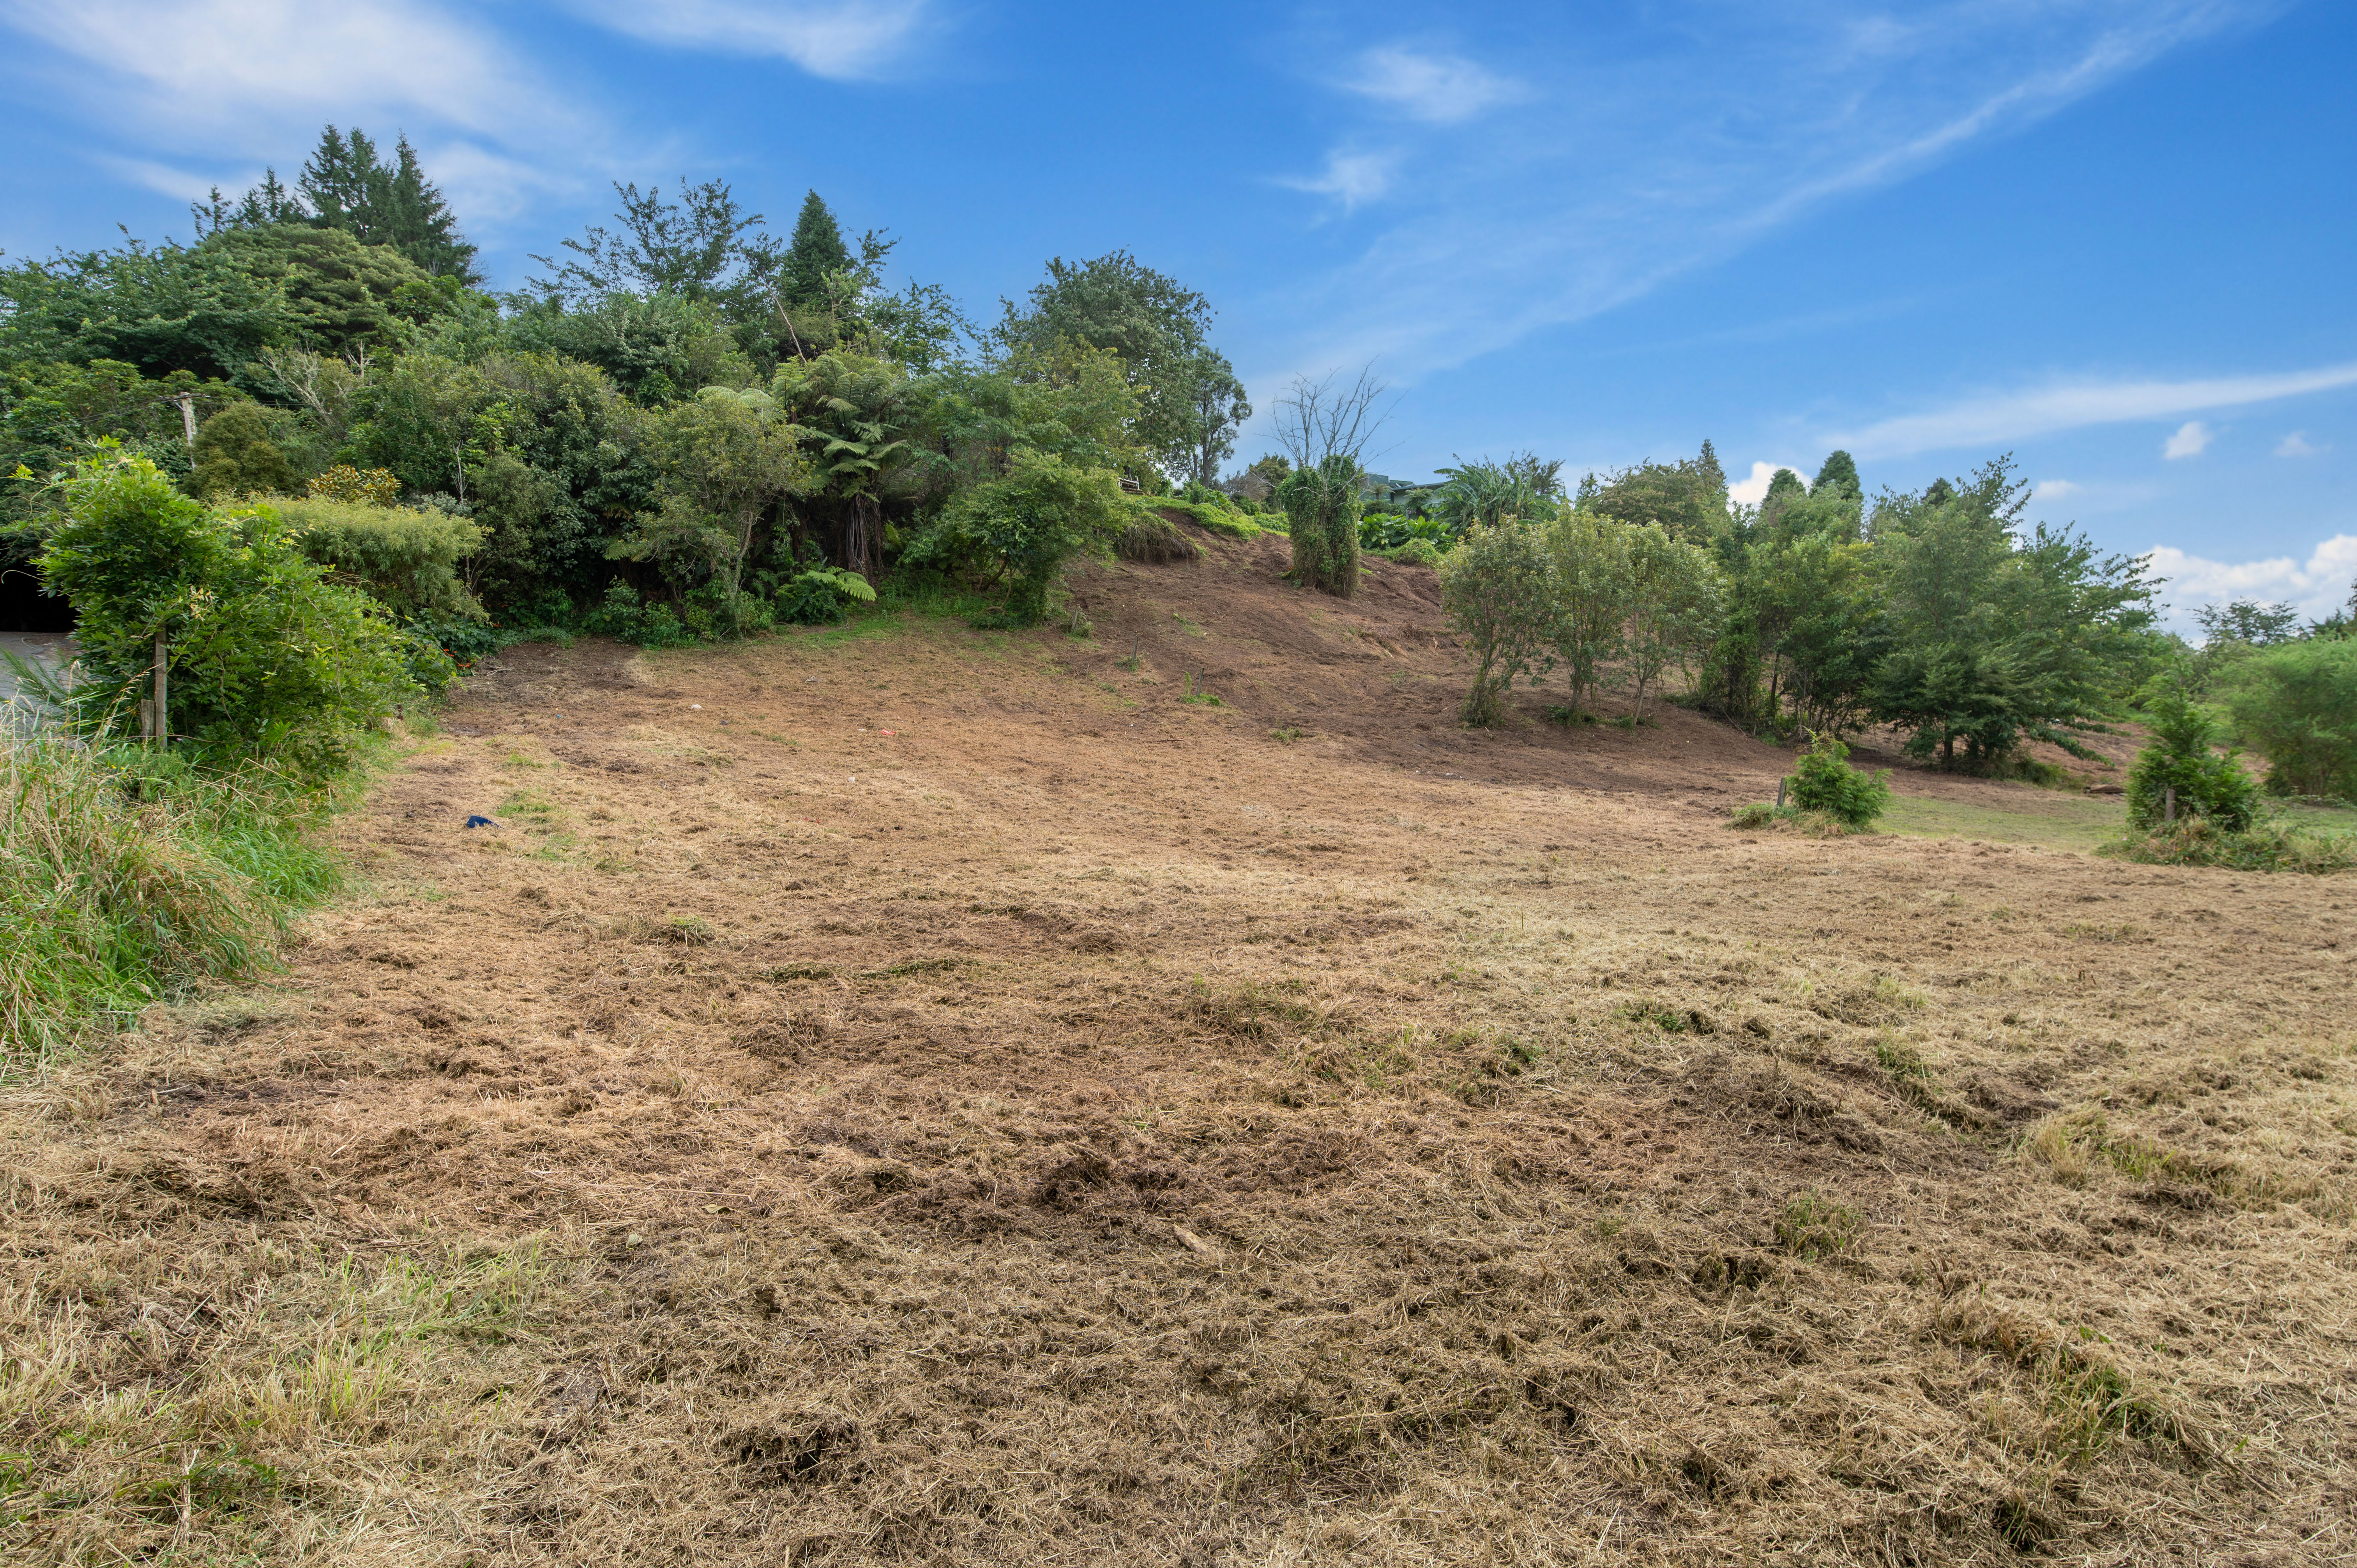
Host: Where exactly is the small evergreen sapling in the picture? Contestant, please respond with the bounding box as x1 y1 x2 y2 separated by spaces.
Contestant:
2127 678 2257 831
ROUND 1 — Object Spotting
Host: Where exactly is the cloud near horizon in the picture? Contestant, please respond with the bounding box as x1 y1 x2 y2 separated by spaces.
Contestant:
0 0 934 235
2143 533 2357 630
0 0 598 231
1726 461 1801 507
1827 358 2357 458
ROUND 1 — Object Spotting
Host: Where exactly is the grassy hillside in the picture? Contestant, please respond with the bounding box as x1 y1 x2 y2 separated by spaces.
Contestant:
3 530 2349 1565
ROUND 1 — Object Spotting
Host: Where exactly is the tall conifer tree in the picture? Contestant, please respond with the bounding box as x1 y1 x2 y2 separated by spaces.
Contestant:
781 191 852 308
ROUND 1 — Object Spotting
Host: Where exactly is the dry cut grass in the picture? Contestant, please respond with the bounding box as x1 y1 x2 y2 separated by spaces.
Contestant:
3 561 2353 1565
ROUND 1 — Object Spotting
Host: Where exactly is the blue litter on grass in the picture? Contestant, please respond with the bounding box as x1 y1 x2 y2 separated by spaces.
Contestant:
465 814 498 828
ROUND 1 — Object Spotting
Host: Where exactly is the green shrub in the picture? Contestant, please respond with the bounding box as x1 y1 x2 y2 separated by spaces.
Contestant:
911 450 1129 625
2127 678 2258 831
2217 639 2357 801
1360 512 1458 555
586 580 699 647
305 464 402 505
2105 813 2357 874
1 735 343 1058
774 565 876 625
267 495 486 622
188 401 295 500
1377 538 1443 567
34 454 419 777
1276 456 1360 597
1439 517 1556 727
1788 731 1891 827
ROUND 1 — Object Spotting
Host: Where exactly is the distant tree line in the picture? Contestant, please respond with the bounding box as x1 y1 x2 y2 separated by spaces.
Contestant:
1421 437 2353 794
2 125 1258 655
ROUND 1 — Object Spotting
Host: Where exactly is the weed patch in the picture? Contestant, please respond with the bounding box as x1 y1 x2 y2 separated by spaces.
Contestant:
1773 1192 1860 1259
1 737 346 1060
2103 814 2357 874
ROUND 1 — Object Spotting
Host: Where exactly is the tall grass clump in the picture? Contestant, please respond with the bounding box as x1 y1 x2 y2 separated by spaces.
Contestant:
2105 809 2357 874
0 736 344 1060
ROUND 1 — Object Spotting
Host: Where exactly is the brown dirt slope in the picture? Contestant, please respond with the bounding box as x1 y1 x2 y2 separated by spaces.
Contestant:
4 525 2354 1565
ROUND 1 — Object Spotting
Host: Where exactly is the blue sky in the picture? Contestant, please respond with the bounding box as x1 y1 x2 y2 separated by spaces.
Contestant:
4 0 2352 627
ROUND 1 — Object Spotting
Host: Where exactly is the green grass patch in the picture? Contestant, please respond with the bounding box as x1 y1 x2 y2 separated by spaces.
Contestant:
1136 497 1261 539
1878 790 2124 852
1 737 351 1062
1773 1192 1861 1260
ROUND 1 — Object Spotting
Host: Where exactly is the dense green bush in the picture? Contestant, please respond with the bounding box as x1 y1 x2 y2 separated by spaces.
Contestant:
1359 512 1457 554
772 564 878 625
1378 538 1443 567
188 401 294 498
1439 517 1556 727
269 495 485 620
1787 731 1891 828
1277 456 1361 597
2217 639 2357 801
34 454 421 776
911 450 1127 625
2126 679 2258 832
583 580 697 647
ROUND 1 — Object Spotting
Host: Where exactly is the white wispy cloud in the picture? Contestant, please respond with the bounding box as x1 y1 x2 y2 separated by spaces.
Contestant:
1340 46 1528 125
2163 419 2213 459
0 0 588 227
1277 149 1399 212
2037 478 2082 498
1251 2 2273 398
2276 431 2323 457
2 0 569 144
2143 534 2357 630
555 0 935 80
1824 360 2357 458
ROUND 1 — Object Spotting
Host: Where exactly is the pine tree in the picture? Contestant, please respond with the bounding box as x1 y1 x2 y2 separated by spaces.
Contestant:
781 191 852 308
1811 450 1861 501
379 136 480 283
299 126 378 236
1696 438 1727 500
1759 468 1807 529
191 169 300 238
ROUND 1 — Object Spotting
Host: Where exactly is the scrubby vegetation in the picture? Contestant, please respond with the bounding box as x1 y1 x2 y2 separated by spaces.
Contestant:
2 129 1258 643
1786 731 1892 828
0 734 346 1057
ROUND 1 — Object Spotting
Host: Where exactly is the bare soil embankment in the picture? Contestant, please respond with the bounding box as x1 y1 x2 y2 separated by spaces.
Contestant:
4 526 2352 1565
